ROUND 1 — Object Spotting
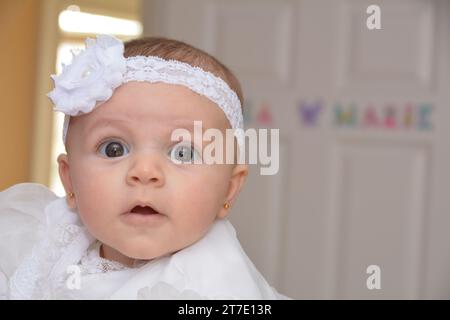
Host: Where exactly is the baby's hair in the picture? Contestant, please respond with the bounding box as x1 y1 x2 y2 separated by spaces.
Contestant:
123 37 244 109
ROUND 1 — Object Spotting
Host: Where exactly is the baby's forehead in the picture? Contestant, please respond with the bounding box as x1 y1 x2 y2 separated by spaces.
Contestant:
82 82 230 128
71 89 231 136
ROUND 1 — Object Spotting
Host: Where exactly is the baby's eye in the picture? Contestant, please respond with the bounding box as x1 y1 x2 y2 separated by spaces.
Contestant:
98 140 129 158
168 142 201 164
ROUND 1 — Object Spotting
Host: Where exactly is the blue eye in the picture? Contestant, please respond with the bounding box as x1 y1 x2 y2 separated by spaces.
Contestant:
98 140 129 158
168 142 200 164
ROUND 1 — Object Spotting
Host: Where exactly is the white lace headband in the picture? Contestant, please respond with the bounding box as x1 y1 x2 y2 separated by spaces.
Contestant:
47 35 244 147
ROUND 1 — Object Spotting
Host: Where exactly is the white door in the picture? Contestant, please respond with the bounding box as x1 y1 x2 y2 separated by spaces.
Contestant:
143 0 450 299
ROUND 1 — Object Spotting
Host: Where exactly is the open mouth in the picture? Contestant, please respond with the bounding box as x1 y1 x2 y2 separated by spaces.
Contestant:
122 203 165 226
130 205 160 215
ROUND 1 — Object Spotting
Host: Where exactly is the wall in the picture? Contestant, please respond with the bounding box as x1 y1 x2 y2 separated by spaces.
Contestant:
0 0 40 190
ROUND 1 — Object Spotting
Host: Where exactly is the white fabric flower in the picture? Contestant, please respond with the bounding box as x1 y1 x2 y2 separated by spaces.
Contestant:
47 35 126 116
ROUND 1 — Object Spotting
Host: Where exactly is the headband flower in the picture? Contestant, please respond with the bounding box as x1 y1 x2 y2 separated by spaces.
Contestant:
47 35 126 116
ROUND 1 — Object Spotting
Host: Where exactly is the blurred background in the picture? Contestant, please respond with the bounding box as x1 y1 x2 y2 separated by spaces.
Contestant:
1 0 450 299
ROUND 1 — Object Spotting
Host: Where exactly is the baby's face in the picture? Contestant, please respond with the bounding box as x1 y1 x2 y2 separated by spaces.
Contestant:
58 82 248 265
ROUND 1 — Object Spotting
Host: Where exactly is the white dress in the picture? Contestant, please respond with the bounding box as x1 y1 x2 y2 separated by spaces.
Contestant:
0 183 289 300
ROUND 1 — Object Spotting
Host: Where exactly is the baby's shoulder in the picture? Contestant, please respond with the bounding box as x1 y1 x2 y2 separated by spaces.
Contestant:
0 182 58 213
0 183 58 278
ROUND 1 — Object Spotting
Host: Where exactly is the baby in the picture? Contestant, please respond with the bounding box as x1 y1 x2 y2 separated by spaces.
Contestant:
0 35 287 299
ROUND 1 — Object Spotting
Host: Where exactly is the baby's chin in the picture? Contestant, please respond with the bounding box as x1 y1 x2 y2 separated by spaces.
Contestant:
111 240 184 264
102 230 207 265
117 245 169 263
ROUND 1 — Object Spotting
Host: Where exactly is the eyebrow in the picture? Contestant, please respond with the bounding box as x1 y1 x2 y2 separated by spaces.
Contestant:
87 118 131 134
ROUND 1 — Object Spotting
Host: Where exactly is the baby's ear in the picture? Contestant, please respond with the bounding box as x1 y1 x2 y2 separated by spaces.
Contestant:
57 154 76 209
217 164 249 219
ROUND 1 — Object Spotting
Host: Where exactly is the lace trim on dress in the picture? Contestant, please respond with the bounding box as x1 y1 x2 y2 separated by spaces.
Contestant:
9 198 94 299
79 242 128 274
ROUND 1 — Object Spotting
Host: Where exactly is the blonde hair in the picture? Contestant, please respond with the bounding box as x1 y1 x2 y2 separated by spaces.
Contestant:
124 37 244 109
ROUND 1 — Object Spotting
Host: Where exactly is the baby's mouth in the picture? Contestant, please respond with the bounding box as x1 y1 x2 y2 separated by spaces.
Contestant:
130 205 160 215
121 201 166 226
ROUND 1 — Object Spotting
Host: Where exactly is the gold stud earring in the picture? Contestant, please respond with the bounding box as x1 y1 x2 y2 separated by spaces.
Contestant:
223 202 230 209
68 192 74 198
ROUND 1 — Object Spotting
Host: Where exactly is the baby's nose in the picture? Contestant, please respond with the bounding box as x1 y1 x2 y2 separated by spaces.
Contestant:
126 153 165 187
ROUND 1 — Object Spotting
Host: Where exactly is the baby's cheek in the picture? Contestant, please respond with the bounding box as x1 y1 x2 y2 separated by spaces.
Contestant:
180 178 224 223
72 171 121 229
